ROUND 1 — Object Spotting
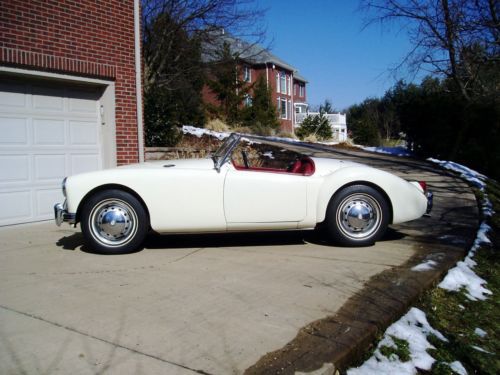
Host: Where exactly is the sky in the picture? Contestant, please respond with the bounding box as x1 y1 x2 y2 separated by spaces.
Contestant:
257 0 417 110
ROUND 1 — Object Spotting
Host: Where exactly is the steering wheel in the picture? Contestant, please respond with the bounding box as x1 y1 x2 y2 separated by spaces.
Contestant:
241 150 250 169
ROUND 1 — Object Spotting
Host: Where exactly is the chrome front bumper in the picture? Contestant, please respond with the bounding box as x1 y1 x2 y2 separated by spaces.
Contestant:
426 191 433 214
54 202 76 226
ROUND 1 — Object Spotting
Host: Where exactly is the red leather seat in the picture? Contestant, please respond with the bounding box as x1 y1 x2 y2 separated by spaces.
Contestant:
300 160 314 176
289 160 302 173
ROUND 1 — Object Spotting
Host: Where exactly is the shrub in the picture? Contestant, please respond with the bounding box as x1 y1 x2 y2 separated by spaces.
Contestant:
206 118 229 132
296 114 333 141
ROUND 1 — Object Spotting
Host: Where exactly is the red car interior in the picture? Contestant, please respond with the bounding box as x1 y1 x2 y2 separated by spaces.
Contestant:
233 157 315 176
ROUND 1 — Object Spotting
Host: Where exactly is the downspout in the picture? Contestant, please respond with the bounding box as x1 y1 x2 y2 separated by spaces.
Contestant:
134 0 145 163
265 62 269 86
291 72 294 131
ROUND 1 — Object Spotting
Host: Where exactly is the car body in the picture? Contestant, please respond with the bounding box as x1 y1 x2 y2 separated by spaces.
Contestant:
55 133 432 254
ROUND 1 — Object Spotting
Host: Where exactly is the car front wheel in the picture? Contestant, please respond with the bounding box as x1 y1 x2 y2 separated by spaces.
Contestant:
81 189 149 254
326 185 390 246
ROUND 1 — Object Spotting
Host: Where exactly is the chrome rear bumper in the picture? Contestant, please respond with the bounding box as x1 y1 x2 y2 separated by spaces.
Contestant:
426 191 433 214
54 202 76 226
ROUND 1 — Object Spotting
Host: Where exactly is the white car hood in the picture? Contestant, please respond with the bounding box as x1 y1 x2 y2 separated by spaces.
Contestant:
117 158 215 170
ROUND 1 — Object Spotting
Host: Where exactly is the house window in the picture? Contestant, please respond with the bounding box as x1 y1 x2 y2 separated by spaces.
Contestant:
280 72 287 94
288 100 291 119
287 76 291 95
299 84 305 97
278 97 287 119
294 84 297 96
244 94 252 107
243 65 251 82
276 73 280 93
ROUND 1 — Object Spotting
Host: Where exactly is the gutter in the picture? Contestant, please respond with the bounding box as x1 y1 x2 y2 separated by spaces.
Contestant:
134 0 145 163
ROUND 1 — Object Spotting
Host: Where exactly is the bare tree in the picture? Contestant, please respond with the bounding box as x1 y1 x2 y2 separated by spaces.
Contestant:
142 0 267 90
360 0 499 101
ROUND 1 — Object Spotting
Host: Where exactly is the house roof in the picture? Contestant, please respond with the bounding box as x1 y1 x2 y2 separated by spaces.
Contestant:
202 31 307 81
293 72 308 83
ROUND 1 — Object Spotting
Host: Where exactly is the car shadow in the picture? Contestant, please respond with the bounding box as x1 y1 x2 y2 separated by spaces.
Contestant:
55 227 407 254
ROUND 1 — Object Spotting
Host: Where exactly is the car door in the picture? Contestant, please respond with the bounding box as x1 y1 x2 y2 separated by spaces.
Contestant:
223 166 307 225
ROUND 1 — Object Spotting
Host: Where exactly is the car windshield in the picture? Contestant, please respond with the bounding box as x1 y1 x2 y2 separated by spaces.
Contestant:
212 133 240 166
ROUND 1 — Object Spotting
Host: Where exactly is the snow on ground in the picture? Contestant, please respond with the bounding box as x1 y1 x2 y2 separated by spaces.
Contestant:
182 125 230 140
182 125 304 145
428 158 493 217
411 260 438 272
361 146 414 157
347 308 450 375
474 328 487 338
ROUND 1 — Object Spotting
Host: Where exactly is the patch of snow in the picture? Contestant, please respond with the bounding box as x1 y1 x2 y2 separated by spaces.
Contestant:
412 260 438 272
438 258 492 301
347 308 447 375
449 361 467 375
471 345 494 355
182 125 230 140
362 146 413 157
474 328 487 338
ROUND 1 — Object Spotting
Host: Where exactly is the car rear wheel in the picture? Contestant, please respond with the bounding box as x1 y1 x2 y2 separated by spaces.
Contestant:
81 189 149 254
326 185 390 246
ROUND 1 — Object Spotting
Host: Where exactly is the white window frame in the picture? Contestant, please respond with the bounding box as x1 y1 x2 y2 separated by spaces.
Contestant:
243 65 251 82
299 84 305 97
276 73 280 93
244 94 252 107
280 72 287 94
278 97 287 119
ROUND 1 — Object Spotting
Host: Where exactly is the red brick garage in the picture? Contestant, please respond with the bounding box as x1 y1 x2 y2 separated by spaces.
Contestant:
0 0 143 225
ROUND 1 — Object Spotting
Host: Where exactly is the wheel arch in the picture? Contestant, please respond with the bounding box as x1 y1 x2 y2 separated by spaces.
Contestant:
317 179 394 225
75 184 151 225
331 181 393 224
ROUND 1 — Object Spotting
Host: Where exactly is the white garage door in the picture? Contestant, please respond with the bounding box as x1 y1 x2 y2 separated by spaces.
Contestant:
0 77 104 226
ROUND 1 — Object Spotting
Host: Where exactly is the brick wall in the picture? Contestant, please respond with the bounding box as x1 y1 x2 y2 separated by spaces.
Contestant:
0 0 140 165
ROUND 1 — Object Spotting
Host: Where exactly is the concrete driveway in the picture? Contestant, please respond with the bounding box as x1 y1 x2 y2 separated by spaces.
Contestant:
0 149 478 375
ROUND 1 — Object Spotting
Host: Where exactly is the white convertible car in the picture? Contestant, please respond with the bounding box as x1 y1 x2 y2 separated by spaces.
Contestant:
55 134 432 254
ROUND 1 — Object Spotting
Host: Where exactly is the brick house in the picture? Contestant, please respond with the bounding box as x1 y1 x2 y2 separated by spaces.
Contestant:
202 33 308 133
0 0 143 226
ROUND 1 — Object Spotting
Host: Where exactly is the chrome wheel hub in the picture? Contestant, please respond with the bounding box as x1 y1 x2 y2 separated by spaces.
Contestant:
89 199 138 246
336 193 382 239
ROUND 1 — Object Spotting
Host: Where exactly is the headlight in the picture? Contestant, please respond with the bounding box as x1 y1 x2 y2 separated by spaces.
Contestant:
62 177 67 197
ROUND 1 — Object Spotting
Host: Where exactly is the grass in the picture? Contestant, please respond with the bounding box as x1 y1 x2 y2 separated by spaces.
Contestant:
379 336 411 362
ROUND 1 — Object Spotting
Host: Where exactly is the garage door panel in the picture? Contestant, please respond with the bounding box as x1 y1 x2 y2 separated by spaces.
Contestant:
68 89 99 113
36 189 63 217
0 117 28 144
69 120 98 145
0 190 32 223
0 81 26 108
33 119 65 145
34 155 66 181
0 155 30 182
32 86 64 111
71 154 100 175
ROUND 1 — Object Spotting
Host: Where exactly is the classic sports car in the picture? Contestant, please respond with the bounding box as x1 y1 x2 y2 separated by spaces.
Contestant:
55 133 432 254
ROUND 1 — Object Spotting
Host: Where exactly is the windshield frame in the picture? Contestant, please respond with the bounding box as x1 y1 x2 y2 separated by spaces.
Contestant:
212 133 241 172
